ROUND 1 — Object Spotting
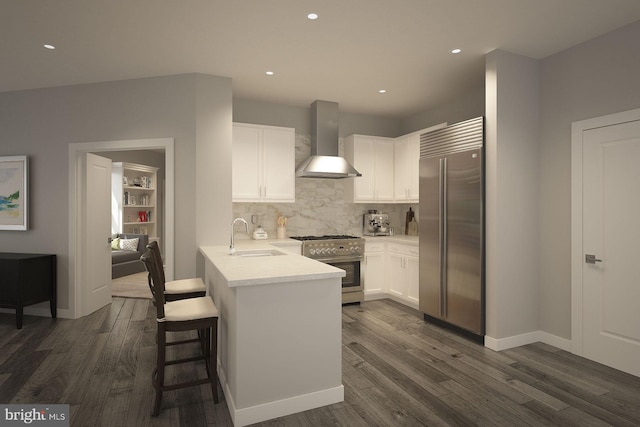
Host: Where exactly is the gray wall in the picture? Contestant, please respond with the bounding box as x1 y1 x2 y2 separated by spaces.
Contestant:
538 20 640 339
0 73 232 312
233 98 401 137
485 50 540 341
400 86 485 134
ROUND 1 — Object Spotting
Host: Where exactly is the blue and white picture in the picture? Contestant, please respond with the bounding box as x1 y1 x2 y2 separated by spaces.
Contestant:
0 155 28 230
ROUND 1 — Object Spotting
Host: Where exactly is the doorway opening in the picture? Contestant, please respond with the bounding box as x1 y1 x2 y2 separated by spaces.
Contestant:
68 138 174 318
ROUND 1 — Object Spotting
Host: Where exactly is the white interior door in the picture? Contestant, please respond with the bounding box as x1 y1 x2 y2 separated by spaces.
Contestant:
581 118 640 377
83 153 113 315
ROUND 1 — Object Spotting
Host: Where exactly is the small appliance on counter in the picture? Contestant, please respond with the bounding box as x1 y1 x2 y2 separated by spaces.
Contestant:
363 210 391 236
251 213 268 240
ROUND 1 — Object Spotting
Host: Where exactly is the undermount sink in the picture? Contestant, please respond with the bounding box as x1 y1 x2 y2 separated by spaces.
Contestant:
231 249 286 257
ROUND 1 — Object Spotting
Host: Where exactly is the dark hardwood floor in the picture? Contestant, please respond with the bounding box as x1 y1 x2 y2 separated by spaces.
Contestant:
1 298 639 426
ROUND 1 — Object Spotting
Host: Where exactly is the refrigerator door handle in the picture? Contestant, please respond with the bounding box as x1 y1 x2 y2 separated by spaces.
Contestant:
439 157 447 319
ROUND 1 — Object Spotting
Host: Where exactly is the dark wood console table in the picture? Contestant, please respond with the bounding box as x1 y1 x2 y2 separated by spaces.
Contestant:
0 253 57 329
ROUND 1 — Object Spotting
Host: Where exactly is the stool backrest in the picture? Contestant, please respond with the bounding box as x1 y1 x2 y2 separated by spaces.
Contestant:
146 241 166 284
140 249 166 319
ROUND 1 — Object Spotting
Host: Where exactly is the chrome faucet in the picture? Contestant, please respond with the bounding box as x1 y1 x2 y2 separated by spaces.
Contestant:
230 217 249 254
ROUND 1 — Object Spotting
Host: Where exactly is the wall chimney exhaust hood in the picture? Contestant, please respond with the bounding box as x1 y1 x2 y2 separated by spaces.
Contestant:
296 100 361 179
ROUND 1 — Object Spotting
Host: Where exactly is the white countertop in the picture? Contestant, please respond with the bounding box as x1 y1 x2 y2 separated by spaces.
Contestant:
200 240 345 288
364 235 419 246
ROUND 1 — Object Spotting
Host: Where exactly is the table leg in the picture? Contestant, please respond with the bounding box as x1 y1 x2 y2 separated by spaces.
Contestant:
50 298 57 319
51 256 57 319
16 305 23 329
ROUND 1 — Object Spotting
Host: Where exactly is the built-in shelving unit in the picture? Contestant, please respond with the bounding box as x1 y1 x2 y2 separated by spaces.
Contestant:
111 162 159 243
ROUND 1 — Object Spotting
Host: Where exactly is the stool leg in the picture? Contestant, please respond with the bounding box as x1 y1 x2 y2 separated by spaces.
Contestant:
210 321 219 403
152 326 166 416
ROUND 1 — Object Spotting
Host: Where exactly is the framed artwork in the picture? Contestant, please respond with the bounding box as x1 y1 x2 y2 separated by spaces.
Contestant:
0 155 28 231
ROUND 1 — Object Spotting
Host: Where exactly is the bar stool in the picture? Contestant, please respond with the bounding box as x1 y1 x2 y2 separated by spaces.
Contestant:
146 241 206 301
140 249 219 416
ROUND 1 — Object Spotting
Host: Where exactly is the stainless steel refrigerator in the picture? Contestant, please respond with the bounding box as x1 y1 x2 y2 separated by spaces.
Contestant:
419 117 485 338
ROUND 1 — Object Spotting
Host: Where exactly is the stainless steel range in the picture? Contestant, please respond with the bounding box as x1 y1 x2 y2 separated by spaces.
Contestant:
291 235 364 304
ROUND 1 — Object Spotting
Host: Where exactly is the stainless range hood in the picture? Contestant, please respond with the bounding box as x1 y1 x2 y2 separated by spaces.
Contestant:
296 100 361 179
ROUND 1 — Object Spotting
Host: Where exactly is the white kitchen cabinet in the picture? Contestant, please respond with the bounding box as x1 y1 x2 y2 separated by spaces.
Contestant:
344 135 394 203
386 242 419 308
394 124 447 203
111 162 159 242
394 133 420 202
363 239 387 299
232 123 295 202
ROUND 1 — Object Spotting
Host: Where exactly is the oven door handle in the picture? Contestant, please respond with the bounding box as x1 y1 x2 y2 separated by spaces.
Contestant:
314 256 363 263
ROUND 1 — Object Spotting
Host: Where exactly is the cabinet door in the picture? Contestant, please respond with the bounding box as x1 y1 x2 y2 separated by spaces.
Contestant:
374 141 395 201
406 255 420 305
394 134 420 202
352 137 376 201
364 251 386 294
394 136 411 201
387 252 406 297
407 133 421 201
232 125 262 201
262 128 295 202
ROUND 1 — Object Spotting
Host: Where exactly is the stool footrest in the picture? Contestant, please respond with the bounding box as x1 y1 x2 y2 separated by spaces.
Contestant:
165 355 206 366
166 337 200 346
161 378 211 392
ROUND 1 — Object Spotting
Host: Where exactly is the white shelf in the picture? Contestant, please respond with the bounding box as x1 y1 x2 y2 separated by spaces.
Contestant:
123 185 154 191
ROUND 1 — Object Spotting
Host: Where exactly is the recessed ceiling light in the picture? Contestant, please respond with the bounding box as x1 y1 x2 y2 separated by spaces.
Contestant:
379 89 387 94
44 44 56 50
307 13 318 20
451 48 462 54
265 71 274 76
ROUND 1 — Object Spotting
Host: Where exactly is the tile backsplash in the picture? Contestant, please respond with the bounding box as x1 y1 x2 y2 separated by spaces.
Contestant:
233 133 419 238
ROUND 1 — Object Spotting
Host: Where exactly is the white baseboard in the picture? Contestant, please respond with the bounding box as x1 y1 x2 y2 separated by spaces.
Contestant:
365 291 419 310
364 290 387 301
485 330 572 352
385 294 419 310
218 363 344 427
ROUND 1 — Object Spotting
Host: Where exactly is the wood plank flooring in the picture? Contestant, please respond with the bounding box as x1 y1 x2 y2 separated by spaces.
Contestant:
1 298 639 426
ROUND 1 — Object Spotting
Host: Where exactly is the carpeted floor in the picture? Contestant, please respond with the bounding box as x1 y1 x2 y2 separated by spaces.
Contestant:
112 271 152 299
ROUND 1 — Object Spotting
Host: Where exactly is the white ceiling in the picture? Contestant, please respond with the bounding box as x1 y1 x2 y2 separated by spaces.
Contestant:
2 1 640 118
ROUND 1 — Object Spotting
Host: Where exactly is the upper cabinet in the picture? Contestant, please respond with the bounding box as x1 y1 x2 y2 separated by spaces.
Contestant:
344 135 395 203
394 132 420 202
346 123 447 204
232 123 296 203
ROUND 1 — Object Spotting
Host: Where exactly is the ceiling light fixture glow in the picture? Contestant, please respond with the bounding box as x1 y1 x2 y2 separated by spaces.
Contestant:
379 89 386 94
307 13 318 20
265 71 274 76
44 44 56 50
451 48 462 54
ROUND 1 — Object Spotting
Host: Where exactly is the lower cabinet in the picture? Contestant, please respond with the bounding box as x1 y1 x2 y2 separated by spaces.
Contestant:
363 240 386 298
387 243 420 309
362 239 419 309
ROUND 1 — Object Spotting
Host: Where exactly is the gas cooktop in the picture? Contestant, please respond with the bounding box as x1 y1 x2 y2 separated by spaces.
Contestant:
291 235 361 241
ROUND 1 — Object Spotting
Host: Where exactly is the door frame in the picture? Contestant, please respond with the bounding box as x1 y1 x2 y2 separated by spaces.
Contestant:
68 138 175 319
571 107 640 355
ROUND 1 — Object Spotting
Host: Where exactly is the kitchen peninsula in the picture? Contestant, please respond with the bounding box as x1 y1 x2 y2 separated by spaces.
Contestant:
200 240 346 427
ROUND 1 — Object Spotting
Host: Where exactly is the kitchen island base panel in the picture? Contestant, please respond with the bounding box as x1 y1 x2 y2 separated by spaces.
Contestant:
204 251 343 427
